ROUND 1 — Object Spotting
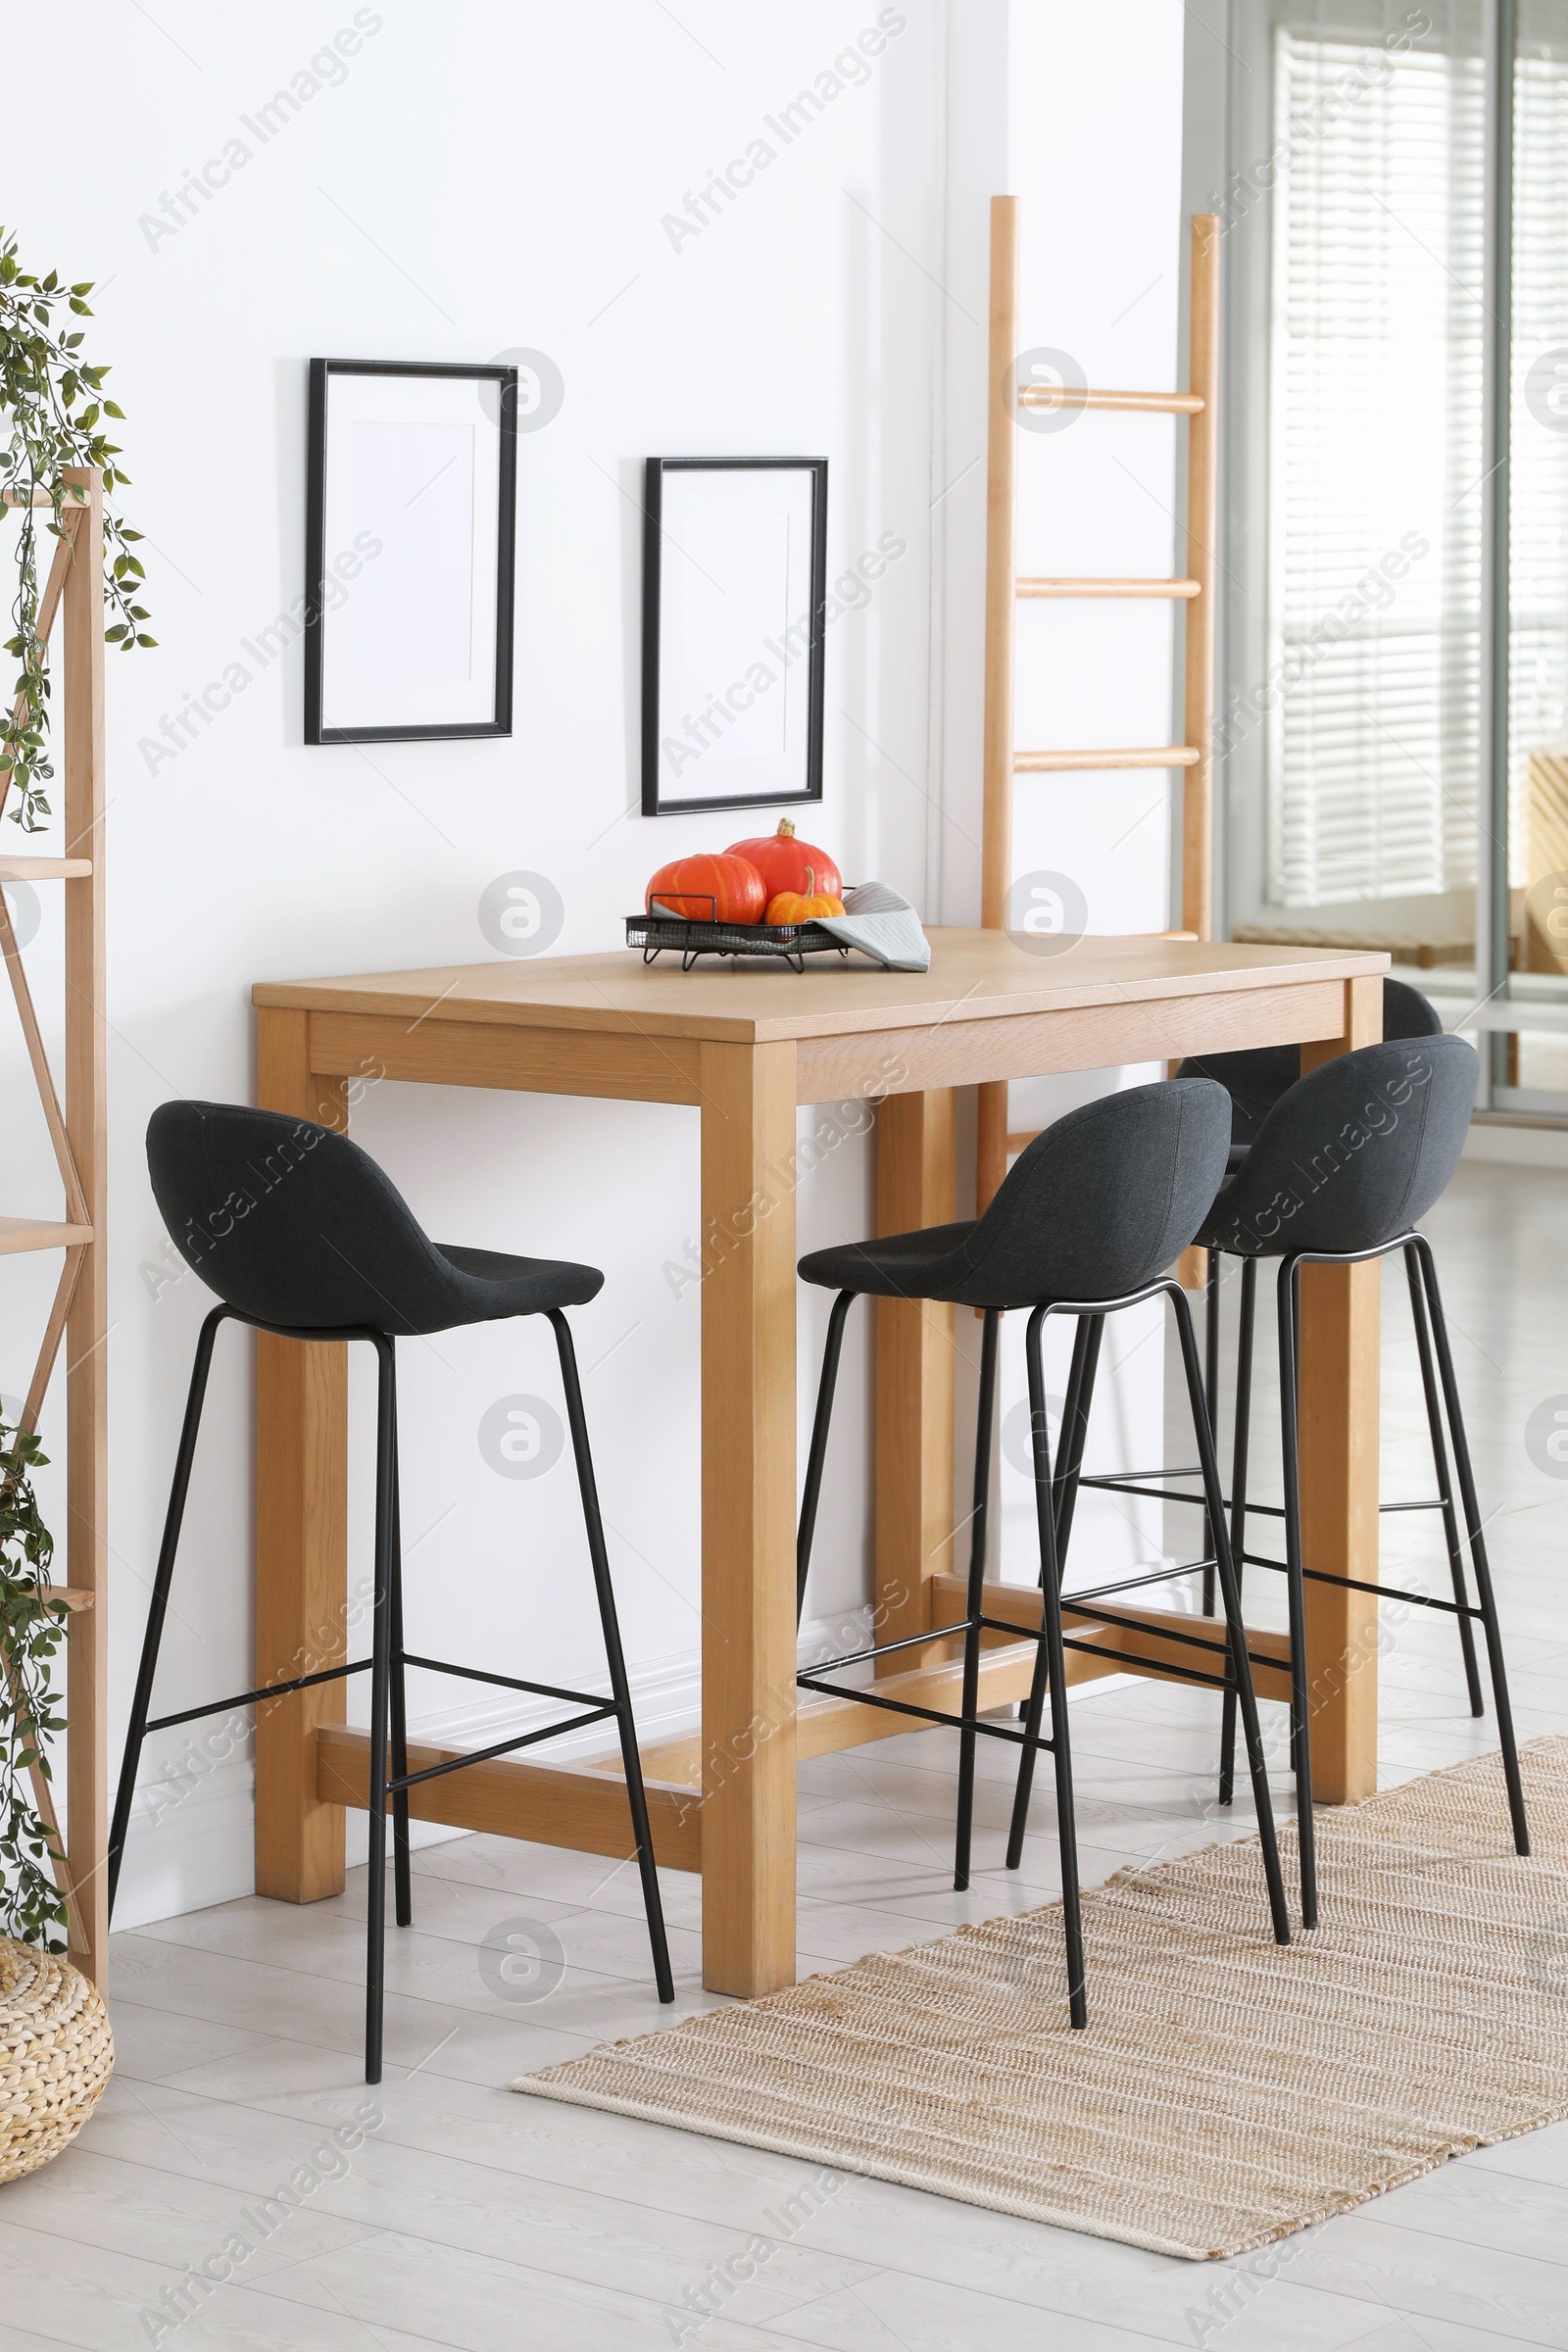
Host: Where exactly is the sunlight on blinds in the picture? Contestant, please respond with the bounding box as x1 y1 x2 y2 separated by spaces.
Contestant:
1510 51 1568 888
1269 31 1484 908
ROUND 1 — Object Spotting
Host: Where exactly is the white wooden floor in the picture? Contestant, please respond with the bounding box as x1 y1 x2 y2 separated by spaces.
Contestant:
7 1157 1568 2351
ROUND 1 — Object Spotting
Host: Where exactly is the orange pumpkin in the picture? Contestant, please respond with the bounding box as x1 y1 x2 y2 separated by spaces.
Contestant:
764 868 845 926
646 852 766 925
724 818 842 905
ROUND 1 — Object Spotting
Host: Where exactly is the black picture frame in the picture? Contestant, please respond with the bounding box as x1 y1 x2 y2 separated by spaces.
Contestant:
641 456 828 816
304 357 517 745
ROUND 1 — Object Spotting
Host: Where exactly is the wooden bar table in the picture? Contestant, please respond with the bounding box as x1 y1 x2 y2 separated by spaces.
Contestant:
252 929 1388 1999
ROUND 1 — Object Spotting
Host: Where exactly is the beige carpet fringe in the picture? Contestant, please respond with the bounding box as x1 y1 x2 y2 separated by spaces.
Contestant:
514 1740 1568 2260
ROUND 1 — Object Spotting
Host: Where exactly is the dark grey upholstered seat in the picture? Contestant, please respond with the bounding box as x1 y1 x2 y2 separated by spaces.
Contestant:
1197 1034 1478 1260
799 1077 1232 1310
147 1102 602 1333
119 1099 671 2086
1176 974 1444 1152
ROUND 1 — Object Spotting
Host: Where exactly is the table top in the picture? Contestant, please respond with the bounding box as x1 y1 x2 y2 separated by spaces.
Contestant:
253 929 1390 1046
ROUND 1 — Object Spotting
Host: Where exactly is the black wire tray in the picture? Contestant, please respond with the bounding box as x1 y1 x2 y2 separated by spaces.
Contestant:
627 905 851 973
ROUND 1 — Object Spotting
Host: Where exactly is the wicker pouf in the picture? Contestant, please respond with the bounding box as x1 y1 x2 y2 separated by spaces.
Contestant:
0 1936 114 2184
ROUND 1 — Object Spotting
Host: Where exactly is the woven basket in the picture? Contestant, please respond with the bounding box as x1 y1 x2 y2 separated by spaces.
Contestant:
0 1936 114 2184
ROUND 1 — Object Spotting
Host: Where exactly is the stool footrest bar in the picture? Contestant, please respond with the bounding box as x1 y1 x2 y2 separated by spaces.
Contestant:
147 1657 370 1734
804 1621 976 1678
389 1704 618 1793
1088 1475 1442 1523
1057 1602 1233 1661
795 1670 1055 1749
1057 1635 1235 1691
1056 1559 1217 1605
1077 1476 1210 1507
1236 1554 1482 1615
399 1651 617 1710
1080 1464 1202 1487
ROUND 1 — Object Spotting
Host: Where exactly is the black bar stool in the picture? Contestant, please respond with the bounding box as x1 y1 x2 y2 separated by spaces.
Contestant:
1201 1034 1529 1913
109 1102 673 2080
794 1077 1293 2030
1079 983 1487 1722
1177 978 1448 1614
1060 1037 1530 1927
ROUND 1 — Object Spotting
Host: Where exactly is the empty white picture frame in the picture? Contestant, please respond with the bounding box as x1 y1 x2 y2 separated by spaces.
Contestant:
305 359 517 742
642 458 827 814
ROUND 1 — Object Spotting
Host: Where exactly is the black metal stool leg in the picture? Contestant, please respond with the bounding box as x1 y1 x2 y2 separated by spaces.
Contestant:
388 1441 413 1931
551 1311 676 2001
1412 1239 1530 1856
1017 1310 1098 1724
1218 1255 1255 1807
1201 1248 1220 1617
1006 1306 1087 2028
1276 1259 1317 1928
1403 1242 1484 1717
955 1308 1002 1891
798 1290 855 1628
365 1336 397 2084
1021 1315 1104 1723
1171 1286 1291 1946
108 1306 228 1920
1050 1314 1092 1565
1052 1314 1104 1567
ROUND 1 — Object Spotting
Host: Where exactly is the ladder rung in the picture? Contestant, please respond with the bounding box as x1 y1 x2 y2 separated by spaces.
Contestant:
1016 577 1200 600
1016 387 1203 416
0 858 93 880
0 485 91 511
0 1217 94 1256
1015 748 1200 772
1005 1130 1043 1154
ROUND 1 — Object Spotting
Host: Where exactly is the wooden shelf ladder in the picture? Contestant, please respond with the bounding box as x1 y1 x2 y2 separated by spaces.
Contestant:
977 201 1220 1210
0 469 109 1985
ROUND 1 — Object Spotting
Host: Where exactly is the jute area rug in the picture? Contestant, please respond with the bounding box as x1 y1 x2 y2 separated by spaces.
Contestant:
514 1740 1568 2261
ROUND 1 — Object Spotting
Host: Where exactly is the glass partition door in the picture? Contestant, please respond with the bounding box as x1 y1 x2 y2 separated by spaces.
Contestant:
1218 0 1568 1115
1501 0 1568 1104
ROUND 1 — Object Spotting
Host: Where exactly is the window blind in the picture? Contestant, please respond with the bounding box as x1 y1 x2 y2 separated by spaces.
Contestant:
1509 49 1568 881
1268 31 1485 909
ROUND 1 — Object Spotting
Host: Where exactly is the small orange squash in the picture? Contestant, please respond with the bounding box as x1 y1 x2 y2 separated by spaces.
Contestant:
647 852 766 925
764 868 845 926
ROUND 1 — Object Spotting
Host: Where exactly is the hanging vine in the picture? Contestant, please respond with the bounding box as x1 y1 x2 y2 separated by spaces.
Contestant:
1 223 153 831
0 1421 69 1949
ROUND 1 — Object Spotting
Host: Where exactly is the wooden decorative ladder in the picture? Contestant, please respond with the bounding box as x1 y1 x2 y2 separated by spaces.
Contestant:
977 201 1220 1213
0 466 109 1985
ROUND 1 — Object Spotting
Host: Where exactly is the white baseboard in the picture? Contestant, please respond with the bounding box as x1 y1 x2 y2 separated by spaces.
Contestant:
1463 1119 1568 1169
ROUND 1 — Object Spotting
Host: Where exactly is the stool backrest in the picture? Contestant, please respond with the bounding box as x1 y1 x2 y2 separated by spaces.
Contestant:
1178 975 1445 1147
147 1101 466 1333
1200 1033 1477 1259
955 1076 1232 1306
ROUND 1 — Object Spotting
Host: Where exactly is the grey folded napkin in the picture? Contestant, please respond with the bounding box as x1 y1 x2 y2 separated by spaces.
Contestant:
813 881 931 972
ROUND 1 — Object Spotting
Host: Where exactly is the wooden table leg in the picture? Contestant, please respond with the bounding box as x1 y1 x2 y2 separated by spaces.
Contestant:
254 1008 350 1902
699 1040 798 1997
874 1091 957 1662
1298 974 1384 1803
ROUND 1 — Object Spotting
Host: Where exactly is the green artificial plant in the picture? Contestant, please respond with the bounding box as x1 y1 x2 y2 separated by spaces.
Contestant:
0 1421 69 1949
0 220 152 831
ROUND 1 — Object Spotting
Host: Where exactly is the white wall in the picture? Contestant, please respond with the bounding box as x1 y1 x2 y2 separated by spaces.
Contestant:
941 0 1188 1586
3 0 1188 1929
